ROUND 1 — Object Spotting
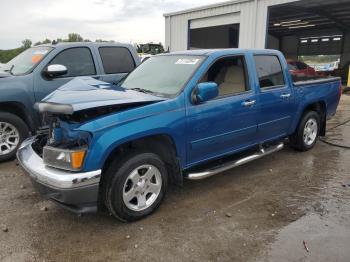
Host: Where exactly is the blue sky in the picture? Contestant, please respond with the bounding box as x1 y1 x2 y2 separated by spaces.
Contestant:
0 0 222 49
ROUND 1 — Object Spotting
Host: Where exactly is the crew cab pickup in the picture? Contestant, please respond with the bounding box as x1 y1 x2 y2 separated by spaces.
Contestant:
0 42 140 161
17 49 341 222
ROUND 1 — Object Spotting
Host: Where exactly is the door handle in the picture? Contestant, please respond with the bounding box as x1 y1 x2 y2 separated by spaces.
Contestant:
280 93 291 99
242 100 256 107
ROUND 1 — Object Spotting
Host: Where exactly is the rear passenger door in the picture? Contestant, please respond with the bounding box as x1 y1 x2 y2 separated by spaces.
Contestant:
97 47 136 84
254 54 294 142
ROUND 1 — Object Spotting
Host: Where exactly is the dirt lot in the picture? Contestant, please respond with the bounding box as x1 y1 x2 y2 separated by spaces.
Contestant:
1 95 350 262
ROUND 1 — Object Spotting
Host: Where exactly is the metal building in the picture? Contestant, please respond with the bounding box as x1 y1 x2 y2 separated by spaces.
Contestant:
164 0 350 75
164 0 294 51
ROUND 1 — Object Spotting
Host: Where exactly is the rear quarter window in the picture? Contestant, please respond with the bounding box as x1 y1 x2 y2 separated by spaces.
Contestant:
254 55 285 89
99 47 135 74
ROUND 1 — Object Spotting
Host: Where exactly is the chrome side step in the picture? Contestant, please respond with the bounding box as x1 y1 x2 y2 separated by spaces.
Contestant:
184 143 284 180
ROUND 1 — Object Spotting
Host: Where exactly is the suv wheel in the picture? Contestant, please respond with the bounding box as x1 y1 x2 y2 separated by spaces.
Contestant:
290 111 320 151
104 151 168 222
0 112 29 162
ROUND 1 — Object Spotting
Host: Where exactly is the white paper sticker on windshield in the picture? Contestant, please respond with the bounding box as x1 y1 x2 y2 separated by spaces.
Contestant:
175 58 199 65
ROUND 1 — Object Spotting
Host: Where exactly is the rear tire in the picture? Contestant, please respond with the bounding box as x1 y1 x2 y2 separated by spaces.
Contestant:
103 150 168 222
0 112 29 162
290 111 320 151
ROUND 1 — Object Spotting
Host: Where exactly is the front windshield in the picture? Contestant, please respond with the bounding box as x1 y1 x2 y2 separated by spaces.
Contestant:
2 46 53 75
121 55 205 97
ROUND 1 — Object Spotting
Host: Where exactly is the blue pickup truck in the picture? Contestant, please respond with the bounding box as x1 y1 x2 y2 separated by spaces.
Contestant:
0 42 140 161
17 49 341 221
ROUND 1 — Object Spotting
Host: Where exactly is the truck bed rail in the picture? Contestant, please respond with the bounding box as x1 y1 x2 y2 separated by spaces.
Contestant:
293 77 341 87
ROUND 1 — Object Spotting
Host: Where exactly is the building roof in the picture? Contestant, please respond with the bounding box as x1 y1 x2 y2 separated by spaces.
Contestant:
163 0 251 17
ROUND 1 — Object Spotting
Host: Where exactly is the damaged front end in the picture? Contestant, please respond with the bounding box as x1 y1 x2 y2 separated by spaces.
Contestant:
16 114 102 214
35 100 158 171
17 77 167 213
34 116 91 172
35 92 164 171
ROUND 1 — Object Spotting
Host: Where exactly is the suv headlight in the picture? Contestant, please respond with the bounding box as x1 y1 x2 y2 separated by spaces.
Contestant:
43 146 87 171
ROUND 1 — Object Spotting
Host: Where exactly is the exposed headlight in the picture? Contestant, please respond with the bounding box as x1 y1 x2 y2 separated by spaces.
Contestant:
43 146 87 171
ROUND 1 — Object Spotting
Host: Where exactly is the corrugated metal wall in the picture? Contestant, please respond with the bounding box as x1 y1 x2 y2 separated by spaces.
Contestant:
164 0 299 52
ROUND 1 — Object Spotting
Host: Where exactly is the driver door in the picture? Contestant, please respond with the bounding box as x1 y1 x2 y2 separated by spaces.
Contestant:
33 47 98 102
186 55 258 166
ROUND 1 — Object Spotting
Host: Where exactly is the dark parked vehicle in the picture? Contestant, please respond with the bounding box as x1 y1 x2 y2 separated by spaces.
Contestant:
0 42 140 161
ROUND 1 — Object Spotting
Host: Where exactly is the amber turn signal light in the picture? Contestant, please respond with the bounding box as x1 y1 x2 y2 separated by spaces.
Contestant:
71 150 86 170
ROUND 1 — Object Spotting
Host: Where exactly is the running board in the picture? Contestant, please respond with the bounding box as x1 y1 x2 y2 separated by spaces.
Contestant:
184 143 284 180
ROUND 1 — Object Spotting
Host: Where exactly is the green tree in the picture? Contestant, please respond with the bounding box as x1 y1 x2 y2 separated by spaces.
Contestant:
67 33 83 42
21 39 32 49
42 38 51 44
34 38 51 46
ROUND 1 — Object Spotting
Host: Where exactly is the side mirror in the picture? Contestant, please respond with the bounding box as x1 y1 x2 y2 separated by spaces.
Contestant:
192 82 219 104
44 64 68 78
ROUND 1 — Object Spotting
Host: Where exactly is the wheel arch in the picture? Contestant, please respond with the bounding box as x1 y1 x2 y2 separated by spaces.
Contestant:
296 100 327 136
0 102 36 133
302 101 327 136
101 133 183 187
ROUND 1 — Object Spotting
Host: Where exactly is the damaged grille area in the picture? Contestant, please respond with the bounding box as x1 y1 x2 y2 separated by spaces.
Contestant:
33 115 91 157
32 134 48 157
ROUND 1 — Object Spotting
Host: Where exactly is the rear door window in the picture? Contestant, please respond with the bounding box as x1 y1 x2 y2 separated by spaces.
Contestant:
254 55 285 89
48 47 96 77
99 47 135 74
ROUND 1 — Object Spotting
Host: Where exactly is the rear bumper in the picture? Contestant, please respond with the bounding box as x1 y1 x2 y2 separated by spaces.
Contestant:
16 137 101 213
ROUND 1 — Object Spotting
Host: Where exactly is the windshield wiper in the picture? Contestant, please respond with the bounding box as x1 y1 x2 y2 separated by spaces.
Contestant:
129 87 156 95
9 65 14 75
127 87 165 98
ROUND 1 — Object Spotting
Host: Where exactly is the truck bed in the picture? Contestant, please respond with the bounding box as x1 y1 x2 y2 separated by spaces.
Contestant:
292 76 341 121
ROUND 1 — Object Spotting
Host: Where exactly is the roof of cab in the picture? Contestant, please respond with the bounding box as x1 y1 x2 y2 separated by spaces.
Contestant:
35 42 134 49
164 48 283 57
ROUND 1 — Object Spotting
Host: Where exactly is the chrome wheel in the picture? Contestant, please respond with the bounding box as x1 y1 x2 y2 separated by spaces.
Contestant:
0 122 20 156
122 164 162 212
303 118 318 146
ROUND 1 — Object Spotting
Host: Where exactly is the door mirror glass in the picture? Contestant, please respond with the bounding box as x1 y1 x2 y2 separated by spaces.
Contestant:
45 64 68 78
192 82 218 104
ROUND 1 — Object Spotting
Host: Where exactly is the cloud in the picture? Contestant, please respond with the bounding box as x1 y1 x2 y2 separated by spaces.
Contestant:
0 0 218 49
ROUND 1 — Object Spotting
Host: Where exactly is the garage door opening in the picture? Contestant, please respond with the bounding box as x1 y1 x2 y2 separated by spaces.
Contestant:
189 24 240 50
266 0 350 84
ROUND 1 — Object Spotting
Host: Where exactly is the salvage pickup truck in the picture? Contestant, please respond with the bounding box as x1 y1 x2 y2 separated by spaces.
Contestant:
0 42 140 161
17 49 341 222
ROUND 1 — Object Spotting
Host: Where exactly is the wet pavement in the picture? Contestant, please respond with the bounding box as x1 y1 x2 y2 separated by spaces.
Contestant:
0 95 350 262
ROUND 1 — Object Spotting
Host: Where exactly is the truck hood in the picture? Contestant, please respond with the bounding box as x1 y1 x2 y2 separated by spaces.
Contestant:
38 77 166 115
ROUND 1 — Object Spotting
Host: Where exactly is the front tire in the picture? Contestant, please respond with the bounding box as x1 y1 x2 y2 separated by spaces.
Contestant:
104 151 168 222
290 111 320 151
0 112 29 162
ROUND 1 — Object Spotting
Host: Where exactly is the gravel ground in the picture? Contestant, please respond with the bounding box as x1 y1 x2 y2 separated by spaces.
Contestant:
0 95 350 262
